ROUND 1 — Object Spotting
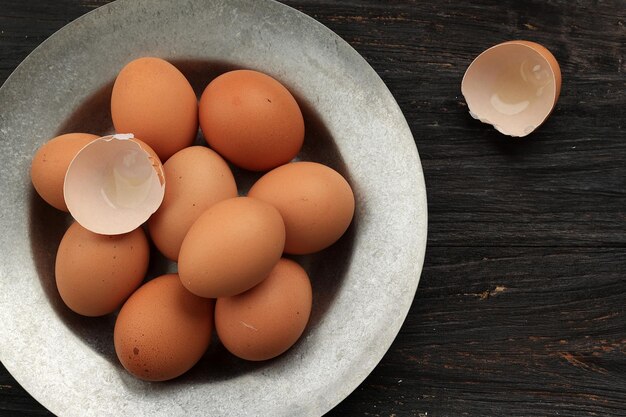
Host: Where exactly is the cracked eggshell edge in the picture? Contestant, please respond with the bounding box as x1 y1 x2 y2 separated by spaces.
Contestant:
461 40 561 137
63 134 166 235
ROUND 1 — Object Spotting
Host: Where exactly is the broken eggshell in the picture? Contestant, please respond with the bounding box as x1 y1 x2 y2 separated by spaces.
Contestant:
64 134 165 235
461 40 561 137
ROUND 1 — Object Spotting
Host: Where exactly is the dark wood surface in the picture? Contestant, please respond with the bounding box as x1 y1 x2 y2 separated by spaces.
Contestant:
2 0 625 416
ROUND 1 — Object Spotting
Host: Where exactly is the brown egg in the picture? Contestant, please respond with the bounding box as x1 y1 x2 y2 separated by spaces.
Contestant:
30 132 98 211
248 161 355 254
178 197 285 298
55 222 149 317
114 274 213 382
199 69 304 171
111 57 198 161
148 146 237 260
215 258 312 361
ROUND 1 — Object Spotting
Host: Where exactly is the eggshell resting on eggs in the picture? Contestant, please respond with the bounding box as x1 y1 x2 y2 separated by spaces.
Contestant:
148 146 237 261
215 258 312 361
55 222 149 317
248 161 355 255
461 40 561 137
199 69 304 171
114 274 214 382
111 57 198 161
64 134 165 235
30 132 99 211
178 197 285 298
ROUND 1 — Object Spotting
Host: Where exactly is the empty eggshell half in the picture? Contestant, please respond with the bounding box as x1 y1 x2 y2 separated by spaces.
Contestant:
461 40 561 137
64 134 165 235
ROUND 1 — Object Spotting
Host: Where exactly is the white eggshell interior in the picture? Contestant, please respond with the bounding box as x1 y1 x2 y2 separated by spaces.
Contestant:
461 42 558 137
64 134 165 235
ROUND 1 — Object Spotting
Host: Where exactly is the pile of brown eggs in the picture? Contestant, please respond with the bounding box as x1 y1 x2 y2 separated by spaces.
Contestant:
30 57 354 381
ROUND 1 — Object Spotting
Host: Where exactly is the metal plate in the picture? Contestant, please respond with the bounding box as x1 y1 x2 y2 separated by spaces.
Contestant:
0 0 427 415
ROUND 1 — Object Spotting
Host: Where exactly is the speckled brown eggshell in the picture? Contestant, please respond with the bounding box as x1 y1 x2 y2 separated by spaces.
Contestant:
30 132 99 211
148 146 237 261
199 69 304 171
248 161 355 254
54 221 149 317
114 274 214 382
215 258 312 361
178 197 285 298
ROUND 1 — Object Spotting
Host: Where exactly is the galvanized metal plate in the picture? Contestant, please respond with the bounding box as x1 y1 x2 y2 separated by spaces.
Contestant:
0 0 427 415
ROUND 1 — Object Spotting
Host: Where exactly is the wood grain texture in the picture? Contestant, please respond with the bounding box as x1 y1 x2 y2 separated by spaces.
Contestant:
1 0 625 416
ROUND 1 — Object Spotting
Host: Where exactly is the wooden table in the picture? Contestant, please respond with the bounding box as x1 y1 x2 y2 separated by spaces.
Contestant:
1 1 624 415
